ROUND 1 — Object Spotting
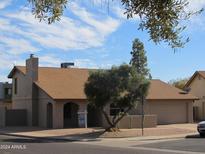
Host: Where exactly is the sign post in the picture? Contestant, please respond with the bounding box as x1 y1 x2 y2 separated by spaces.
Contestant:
77 111 87 128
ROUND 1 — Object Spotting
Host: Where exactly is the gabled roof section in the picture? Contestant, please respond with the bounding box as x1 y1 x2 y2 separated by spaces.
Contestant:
8 66 26 78
147 79 198 100
35 67 90 100
184 71 205 88
9 66 90 100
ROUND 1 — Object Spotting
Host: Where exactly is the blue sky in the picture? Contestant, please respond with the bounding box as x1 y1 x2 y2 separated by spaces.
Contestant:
1 0 205 82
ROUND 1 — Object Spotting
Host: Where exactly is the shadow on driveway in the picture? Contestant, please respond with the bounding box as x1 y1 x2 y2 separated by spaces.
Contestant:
0 131 105 144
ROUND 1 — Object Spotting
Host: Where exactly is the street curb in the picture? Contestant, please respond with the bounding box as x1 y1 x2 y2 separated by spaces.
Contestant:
0 132 81 142
0 132 195 142
128 136 185 141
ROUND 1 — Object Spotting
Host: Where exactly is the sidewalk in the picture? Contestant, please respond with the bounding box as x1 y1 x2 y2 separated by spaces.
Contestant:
0 123 198 142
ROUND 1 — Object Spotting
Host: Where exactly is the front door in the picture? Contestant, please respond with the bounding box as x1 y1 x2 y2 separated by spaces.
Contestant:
63 103 79 128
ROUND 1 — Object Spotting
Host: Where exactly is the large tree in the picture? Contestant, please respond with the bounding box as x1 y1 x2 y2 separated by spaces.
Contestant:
130 38 150 78
84 64 149 131
130 38 150 135
28 0 203 49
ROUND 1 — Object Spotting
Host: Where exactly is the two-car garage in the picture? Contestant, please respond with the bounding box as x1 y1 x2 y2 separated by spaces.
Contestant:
145 80 198 125
147 100 193 124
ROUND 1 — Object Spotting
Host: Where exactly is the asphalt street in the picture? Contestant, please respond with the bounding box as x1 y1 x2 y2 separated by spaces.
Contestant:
0 134 204 154
135 137 205 153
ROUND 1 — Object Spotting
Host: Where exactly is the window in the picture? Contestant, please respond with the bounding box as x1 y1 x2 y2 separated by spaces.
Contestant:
4 88 11 99
14 78 17 94
4 88 9 96
110 104 124 116
198 75 201 80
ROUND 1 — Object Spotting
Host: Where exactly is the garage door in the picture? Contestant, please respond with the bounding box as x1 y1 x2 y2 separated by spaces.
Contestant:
148 100 187 124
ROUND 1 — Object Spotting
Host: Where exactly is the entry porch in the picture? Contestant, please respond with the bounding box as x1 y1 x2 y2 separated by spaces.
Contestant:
47 100 88 129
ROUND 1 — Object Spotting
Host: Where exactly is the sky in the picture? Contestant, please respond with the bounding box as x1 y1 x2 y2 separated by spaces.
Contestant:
1 0 205 82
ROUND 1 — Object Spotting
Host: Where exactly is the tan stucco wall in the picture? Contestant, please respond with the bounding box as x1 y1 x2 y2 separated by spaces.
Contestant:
146 100 193 124
12 70 33 126
11 69 88 129
38 88 55 128
187 75 205 120
101 99 193 128
53 100 87 129
101 114 157 129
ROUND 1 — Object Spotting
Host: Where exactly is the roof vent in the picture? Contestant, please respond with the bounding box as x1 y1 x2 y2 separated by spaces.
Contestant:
30 54 34 58
183 87 191 93
179 91 188 95
61 62 74 68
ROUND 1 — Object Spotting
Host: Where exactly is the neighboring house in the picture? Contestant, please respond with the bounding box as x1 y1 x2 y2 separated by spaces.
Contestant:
0 82 12 109
184 71 205 121
7 55 198 129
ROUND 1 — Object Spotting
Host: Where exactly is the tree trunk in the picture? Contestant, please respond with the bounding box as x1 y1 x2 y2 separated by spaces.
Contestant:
102 107 132 132
101 110 113 127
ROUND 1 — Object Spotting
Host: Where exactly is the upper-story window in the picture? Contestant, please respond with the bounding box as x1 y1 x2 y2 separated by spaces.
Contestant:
14 78 17 95
4 88 12 99
198 75 201 80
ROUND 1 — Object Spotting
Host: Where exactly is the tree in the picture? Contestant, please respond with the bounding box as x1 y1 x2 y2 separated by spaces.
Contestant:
122 0 203 49
130 38 150 77
84 64 149 131
168 77 189 89
130 38 150 136
28 0 202 49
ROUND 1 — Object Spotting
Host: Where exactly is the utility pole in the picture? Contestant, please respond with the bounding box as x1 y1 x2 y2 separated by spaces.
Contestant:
141 96 144 136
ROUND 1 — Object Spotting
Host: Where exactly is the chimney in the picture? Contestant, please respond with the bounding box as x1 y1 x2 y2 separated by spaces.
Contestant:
26 54 39 81
61 62 74 68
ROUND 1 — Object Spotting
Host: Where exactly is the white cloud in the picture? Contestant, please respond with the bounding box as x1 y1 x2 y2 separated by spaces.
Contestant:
0 35 39 54
73 58 115 69
39 55 63 67
69 2 120 37
184 0 205 32
0 2 120 53
74 59 97 68
38 54 113 69
112 6 127 19
0 53 24 70
0 1 122 81
0 75 10 82
0 0 11 9
188 0 205 11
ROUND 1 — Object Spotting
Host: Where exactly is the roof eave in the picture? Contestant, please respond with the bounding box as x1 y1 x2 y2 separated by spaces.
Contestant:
8 66 26 78
184 71 205 88
8 66 17 78
53 98 87 102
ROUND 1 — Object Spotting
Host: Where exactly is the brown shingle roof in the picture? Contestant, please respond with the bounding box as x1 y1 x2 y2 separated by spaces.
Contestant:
15 66 89 100
147 80 198 100
11 66 198 101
